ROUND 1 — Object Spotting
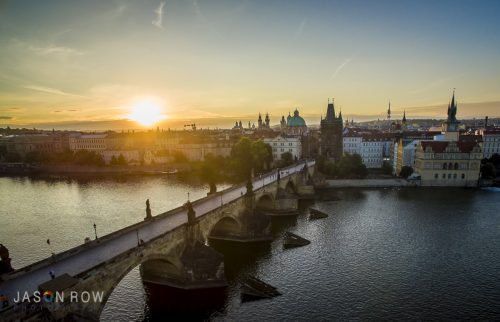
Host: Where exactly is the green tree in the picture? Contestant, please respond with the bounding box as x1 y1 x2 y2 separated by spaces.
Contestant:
5 152 22 162
381 161 393 175
229 138 273 179
24 151 41 163
110 155 118 165
117 154 127 165
280 152 293 166
172 151 188 163
251 140 272 173
230 137 254 179
481 162 497 178
318 153 367 178
201 153 219 193
399 166 413 178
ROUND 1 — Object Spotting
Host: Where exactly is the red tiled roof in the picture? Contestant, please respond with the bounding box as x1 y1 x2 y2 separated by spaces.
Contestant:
483 128 500 135
420 140 479 153
459 135 483 143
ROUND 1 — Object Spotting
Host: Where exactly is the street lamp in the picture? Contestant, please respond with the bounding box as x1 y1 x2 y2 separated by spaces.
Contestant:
187 192 190 201
136 229 140 246
220 193 223 206
93 223 98 240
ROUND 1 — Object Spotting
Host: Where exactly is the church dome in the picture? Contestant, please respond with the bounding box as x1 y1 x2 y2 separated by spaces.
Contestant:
287 109 306 127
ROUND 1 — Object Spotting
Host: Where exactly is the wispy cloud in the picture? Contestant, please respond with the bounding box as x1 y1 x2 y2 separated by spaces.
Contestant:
11 39 84 56
294 18 307 38
193 0 203 18
330 57 352 80
0 116 13 120
24 85 85 97
152 1 166 29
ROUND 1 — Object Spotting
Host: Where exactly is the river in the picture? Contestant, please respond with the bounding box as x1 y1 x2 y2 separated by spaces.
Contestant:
1 176 499 320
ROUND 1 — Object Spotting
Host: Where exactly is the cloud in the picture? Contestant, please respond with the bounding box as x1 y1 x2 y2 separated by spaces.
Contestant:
24 85 85 97
152 1 166 29
193 0 203 18
10 39 84 56
330 57 352 80
294 18 307 38
0 116 13 120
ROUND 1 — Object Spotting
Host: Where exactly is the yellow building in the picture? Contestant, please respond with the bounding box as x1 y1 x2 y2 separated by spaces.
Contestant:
414 140 482 187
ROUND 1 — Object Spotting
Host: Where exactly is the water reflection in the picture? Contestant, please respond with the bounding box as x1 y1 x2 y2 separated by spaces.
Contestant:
2 179 500 321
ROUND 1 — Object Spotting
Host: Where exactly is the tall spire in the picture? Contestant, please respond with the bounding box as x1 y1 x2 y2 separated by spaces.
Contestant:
447 89 457 122
325 98 335 122
338 106 342 119
402 110 407 123
387 100 391 121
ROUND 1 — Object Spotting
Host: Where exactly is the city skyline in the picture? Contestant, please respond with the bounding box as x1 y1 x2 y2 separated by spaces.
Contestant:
1 0 500 130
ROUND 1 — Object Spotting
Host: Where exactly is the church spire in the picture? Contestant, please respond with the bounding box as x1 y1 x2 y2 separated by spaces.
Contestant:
387 100 391 121
325 98 335 121
402 110 407 123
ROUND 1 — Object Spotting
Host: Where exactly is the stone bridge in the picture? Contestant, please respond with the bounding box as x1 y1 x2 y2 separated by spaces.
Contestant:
0 161 315 321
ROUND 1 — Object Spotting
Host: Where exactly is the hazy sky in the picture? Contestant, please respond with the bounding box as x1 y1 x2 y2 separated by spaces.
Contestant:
1 0 499 129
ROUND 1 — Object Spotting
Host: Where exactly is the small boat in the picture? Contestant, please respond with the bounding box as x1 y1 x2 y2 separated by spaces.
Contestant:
161 169 178 175
309 208 329 220
283 232 310 248
241 276 281 301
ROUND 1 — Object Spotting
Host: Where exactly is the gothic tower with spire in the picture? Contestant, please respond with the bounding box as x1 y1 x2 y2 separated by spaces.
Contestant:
402 110 407 130
320 98 343 161
387 101 391 121
442 89 460 141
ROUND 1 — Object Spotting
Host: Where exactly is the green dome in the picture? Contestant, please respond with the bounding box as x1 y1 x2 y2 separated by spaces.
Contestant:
287 109 306 127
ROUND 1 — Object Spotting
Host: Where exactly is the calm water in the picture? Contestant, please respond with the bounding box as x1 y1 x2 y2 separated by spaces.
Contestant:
1 176 500 321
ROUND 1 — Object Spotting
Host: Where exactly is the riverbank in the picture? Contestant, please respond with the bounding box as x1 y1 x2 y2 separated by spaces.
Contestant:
321 178 411 188
0 163 191 177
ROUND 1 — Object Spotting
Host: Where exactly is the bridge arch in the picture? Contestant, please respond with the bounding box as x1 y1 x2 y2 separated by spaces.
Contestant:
99 253 182 320
285 180 296 194
256 193 275 210
208 216 241 238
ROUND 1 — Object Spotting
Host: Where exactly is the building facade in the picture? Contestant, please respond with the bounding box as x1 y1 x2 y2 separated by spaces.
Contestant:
264 135 302 161
476 128 500 158
414 91 482 186
414 140 482 186
5 134 65 157
68 134 107 152
320 100 343 161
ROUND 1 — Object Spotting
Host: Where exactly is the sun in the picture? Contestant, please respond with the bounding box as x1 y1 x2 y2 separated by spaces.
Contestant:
129 99 166 126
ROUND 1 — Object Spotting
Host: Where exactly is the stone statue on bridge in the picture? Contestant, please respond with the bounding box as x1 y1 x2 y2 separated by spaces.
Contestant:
145 199 152 220
246 178 254 197
185 200 196 225
0 244 13 274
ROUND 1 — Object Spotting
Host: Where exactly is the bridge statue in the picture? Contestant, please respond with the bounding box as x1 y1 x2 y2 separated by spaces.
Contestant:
0 244 13 274
185 200 196 225
145 199 152 220
246 178 254 197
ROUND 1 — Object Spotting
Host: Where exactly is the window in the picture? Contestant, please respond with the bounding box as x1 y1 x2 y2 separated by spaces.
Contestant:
443 163 447 170
454 163 458 170
453 173 457 179
442 173 446 179
448 173 452 179
461 173 465 179
434 173 438 179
